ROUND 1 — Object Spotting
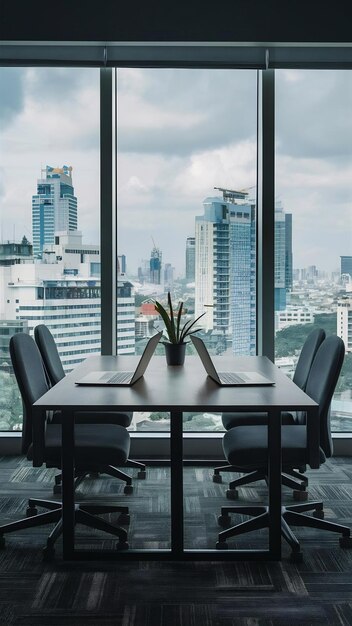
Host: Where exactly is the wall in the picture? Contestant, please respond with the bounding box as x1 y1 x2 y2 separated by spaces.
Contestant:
1 1 351 44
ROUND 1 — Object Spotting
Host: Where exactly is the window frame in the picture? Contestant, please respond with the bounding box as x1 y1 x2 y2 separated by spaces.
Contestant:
0 44 351 455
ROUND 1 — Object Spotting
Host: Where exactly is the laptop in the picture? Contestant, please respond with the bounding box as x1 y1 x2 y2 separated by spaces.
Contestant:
76 331 163 386
190 335 275 386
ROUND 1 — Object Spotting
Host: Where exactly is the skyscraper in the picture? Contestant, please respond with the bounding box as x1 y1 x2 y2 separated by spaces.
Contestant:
32 165 77 257
341 256 352 279
275 202 292 311
195 189 256 355
185 236 195 281
150 245 162 284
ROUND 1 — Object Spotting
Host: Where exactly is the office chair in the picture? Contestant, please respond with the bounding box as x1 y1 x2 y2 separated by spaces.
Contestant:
34 324 146 494
216 335 352 562
0 332 131 559
213 328 326 500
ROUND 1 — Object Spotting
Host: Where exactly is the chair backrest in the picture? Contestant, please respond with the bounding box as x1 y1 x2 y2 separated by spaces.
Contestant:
293 328 326 391
34 324 65 386
10 332 49 456
305 335 345 459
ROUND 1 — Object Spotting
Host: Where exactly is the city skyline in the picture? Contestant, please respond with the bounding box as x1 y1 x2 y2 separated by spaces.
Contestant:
1 67 351 276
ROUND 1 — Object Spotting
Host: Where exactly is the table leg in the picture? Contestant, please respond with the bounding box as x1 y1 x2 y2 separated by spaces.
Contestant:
61 409 75 559
170 410 183 555
268 408 282 559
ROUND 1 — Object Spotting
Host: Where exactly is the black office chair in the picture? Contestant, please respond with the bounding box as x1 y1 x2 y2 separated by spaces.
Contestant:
216 335 352 561
34 324 146 494
0 332 131 558
213 328 326 499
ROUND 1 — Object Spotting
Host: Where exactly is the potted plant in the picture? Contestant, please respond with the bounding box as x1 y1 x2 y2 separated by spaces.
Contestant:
154 292 206 365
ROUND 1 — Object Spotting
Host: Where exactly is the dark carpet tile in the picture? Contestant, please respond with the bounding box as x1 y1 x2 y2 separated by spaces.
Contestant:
0 457 350 625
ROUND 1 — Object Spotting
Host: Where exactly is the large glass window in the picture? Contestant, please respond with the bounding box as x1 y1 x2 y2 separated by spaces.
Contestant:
115 68 257 431
0 67 100 430
275 70 352 432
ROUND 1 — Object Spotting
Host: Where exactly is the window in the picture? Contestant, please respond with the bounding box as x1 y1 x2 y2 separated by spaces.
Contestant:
275 69 352 432
0 67 100 431
115 68 257 431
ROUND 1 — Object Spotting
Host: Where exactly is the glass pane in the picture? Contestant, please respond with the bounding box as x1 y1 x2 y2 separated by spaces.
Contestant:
275 69 352 432
116 68 257 431
0 67 100 431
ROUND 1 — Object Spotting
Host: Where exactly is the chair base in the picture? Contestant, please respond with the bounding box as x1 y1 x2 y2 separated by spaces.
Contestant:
53 462 138 495
216 501 351 561
0 497 130 559
213 465 308 500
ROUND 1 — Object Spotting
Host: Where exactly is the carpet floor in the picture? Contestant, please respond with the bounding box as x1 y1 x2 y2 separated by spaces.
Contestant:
0 456 351 625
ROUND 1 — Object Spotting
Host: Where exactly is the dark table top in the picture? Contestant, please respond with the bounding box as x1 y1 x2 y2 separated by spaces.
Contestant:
33 354 318 414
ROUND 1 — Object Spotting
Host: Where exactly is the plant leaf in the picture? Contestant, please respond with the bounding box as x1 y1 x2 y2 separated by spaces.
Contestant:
176 301 183 343
155 300 176 343
180 312 206 343
167 292 176 343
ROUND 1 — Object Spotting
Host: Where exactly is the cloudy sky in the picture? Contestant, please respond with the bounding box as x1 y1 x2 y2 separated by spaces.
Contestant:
0 67 351 276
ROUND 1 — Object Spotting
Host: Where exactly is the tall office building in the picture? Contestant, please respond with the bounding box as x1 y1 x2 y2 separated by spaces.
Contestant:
185 237 196 281
150 246 162 284
32 165 78 257
337 297 352 353
285 213 293 290
195 189 256 355
275 202 292 311
0 231 135 373
117 254 126 275
341 256 352 279
164 263 174 291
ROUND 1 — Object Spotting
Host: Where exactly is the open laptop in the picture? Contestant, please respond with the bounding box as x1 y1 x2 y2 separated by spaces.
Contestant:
76 331 163 386
190 335 274 386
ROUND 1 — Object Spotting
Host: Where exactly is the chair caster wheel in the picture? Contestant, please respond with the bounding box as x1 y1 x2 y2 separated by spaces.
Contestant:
313 509 324 519
290 550 303 563
118 513 131 525
339 535 352 548
116 541 129 551
137 470 146 479
218 515 231 528
53 485 62 495
124 485 133 495
26 506 38 517
216 540 228 550
0 536 5 549
293 490 308 502
226 489 239 500
213 474 222 484
42 546 55 561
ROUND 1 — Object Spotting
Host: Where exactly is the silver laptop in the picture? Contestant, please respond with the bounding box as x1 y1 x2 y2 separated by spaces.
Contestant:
76 331 163 386
190 335 274 386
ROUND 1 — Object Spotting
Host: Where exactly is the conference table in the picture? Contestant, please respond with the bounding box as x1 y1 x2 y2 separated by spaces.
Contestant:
33 353 319 562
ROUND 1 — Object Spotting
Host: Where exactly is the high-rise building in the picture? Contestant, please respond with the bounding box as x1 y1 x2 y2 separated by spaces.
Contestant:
164 263 174 290
275 202 292 311
117 254 126 275
150 246 162 284
195 189 256 355
341 256 352 279
32 165 77 257
337 297 352 353
185 237 195 281
0 231 135 374
285 213 293 290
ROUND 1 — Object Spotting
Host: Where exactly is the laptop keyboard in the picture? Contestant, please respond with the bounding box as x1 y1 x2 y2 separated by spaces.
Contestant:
106 372 132 384
219 372 246 384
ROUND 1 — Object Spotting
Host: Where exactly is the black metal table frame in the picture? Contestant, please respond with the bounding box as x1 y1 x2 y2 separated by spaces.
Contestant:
33 355 319 561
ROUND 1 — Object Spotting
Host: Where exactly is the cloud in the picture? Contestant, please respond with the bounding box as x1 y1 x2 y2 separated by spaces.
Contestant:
276 70 352 161
118 69 257 156
0 68 25 127
1 66 351 276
